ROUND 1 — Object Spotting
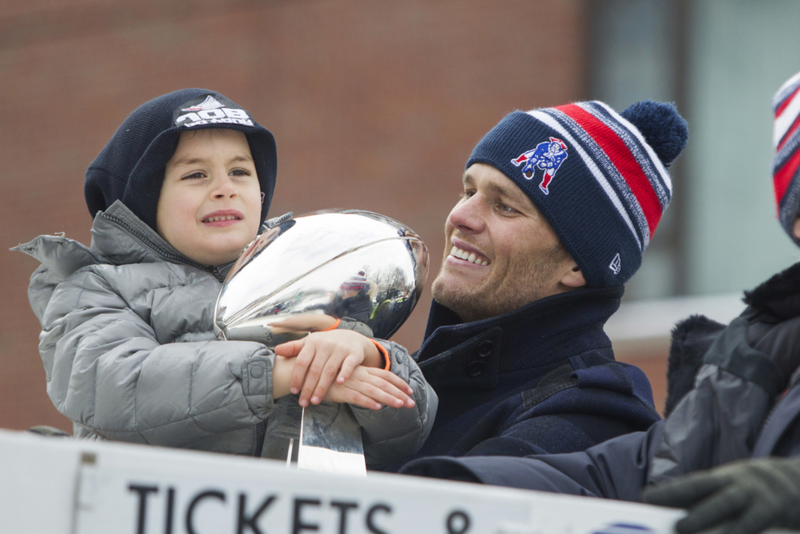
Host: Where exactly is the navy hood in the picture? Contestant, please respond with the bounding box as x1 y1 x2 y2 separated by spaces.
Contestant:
84 88 277 230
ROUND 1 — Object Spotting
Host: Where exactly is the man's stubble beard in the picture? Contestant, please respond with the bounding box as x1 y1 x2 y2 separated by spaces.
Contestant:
431 243 570 323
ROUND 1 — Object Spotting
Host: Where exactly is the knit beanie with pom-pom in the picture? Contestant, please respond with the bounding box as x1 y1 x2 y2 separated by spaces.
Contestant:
467 100 688 287
772 71 800 245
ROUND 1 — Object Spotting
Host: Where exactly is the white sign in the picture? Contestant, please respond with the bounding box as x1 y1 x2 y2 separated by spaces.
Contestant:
0 430 683 534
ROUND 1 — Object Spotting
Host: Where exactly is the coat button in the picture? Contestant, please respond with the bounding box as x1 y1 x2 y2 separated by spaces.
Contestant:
477 340 494 358
250 365 264 378
467 360 486 377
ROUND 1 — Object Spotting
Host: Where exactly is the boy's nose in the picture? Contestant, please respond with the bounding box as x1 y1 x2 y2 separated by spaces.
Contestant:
212 174 238 198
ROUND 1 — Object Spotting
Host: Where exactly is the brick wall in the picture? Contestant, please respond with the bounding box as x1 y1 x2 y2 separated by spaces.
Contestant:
1 0 590 431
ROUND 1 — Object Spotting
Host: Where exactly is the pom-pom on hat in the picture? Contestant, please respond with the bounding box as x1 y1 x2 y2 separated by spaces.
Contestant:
467 100 688 287
772 71 800 245
84 88 277 230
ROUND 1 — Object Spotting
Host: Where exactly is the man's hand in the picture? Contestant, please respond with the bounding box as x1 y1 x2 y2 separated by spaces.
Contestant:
325 366 416 411
642 456 800 534
268 314 374 338
275 330 408 407
267 313 339 333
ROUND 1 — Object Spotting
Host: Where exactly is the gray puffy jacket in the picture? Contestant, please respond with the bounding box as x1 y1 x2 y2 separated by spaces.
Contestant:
15 201 437 469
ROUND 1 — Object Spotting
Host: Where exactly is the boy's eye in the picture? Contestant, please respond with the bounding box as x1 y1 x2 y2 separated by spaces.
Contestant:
182 171 206 180
230 168 252 177
461 190 476 199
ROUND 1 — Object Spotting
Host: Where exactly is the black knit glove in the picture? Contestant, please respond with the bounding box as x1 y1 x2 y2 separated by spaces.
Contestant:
642 456 800 534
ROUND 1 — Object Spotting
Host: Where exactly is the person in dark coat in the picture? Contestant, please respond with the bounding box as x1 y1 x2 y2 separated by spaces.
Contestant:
381 98 690 465
289 99 688 465
400 70 800 534
400 101 688 464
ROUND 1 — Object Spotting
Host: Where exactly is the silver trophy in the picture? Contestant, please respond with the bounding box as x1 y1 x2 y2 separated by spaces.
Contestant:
214 210 428 474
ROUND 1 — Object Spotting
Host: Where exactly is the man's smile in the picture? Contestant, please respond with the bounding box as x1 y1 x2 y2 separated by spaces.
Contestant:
448 241 490 266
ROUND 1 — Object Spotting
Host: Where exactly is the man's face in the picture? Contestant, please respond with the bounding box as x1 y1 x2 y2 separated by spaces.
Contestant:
431 163 574 322
156 129 262 267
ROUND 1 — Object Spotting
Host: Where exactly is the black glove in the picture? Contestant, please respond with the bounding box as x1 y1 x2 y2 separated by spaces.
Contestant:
642 456 800 534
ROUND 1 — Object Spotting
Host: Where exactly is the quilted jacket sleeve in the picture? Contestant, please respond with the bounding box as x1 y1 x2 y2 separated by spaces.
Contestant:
38 266 277 447
350 340 438 470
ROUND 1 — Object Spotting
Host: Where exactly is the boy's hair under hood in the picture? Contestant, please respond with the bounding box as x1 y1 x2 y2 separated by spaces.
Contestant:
84 88 277 230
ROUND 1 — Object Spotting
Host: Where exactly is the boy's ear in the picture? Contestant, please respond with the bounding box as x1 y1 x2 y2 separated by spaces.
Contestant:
793 215 800 240
561 263 587 289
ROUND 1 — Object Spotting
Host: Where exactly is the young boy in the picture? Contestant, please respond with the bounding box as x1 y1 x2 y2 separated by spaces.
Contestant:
14 88 436 469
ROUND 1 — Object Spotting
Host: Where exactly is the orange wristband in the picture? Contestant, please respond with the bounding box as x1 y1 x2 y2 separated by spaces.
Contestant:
317 318 341 332
371 340 391 370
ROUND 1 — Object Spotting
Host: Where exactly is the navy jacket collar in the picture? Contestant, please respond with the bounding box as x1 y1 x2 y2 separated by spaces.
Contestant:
417 285 624 381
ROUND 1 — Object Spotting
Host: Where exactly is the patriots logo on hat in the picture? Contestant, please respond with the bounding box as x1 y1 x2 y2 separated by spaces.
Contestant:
511 137 569 195
182 95 225 112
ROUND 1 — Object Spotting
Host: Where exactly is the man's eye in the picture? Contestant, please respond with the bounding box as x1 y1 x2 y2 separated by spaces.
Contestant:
497 203 516 214
462 190 476 199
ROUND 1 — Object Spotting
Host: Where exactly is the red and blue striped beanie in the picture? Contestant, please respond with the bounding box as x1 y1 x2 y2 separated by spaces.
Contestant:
773 71 800 245
467 100 688 287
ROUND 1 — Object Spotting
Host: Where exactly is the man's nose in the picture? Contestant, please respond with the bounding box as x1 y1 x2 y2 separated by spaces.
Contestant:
448 195 485 233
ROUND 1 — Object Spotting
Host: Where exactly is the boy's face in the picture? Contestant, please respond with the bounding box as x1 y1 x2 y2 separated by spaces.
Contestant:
156 129 262 266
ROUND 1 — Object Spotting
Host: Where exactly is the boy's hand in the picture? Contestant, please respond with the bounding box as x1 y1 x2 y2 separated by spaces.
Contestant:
275 330 406 407
325 366 416 411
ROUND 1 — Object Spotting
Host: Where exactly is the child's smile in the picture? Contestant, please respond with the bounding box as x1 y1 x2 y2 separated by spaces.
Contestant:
202 209 245 226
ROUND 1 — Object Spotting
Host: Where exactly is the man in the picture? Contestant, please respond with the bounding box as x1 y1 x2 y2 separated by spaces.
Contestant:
285 99 687 463
400 72 800 534
397 99 688 461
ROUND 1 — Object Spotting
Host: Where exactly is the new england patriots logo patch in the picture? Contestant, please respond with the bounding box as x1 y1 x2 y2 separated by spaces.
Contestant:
511 137 568 195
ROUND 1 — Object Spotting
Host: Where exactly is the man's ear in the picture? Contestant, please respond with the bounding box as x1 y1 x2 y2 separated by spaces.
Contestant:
561 263 587 288
793 216 800 240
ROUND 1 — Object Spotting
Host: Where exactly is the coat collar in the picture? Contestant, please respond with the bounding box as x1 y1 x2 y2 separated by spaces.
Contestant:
417 285 624 386
91 200 236 278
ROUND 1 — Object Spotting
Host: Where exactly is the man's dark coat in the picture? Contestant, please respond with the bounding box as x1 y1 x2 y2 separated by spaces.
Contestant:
400 285 661 464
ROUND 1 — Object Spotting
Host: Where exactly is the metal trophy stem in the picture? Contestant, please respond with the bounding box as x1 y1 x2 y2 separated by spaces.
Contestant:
214 210 428 475
298 403 367 474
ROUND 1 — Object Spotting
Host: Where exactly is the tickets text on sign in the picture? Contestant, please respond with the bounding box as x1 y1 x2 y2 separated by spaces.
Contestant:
127 483 473 534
